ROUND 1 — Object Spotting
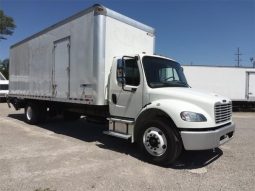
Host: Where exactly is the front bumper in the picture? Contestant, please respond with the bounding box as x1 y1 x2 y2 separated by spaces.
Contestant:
180 122 235 150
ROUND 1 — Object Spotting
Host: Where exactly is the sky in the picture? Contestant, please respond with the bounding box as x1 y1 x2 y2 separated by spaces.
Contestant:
0 0 254 67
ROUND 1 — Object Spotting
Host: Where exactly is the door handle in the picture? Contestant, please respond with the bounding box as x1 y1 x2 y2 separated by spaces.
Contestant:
112 94 117 104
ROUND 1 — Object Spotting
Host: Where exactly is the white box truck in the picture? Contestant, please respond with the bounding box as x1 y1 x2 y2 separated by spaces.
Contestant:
8 4 235 165
183 65 255 110
0 72 9 102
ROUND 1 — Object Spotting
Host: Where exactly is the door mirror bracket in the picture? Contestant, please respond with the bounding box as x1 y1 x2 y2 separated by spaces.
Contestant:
119 56 139 92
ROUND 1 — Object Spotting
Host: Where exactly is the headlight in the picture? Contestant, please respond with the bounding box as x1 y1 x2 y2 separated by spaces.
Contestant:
180 111 207 122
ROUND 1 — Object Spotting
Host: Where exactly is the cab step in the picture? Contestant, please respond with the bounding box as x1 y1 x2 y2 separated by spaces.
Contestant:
103 130 131 140
107 117 134 124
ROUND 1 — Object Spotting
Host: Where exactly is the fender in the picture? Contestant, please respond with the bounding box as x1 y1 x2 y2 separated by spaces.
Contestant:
134 99 215 141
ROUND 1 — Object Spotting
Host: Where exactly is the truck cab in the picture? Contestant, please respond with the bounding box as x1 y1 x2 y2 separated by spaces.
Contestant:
107 54 235 165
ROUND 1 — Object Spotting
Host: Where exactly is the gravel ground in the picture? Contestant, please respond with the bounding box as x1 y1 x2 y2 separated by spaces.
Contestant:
0 103 254 191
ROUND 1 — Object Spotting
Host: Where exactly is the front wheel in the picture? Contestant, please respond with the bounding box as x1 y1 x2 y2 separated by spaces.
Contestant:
138 118 182 166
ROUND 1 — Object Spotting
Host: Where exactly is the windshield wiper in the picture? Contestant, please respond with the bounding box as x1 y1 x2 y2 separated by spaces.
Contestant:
171 80 190 87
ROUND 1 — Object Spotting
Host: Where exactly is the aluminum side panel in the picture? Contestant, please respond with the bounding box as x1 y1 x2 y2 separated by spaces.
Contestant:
104 16 155 101
9 12 97 102
69 12 95 101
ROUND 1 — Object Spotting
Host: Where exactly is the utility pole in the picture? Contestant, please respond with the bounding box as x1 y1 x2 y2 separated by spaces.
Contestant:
251 57 255 68
235 47 242 67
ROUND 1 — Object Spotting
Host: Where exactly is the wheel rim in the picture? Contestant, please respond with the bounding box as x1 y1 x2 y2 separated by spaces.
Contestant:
26 106 33 121
143 127 167 156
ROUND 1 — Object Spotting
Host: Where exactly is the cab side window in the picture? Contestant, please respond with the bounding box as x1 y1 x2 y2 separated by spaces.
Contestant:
117 58 140 86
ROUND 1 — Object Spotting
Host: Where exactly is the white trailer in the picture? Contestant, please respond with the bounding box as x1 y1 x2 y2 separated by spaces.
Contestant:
0 72 9 102
183 65 255 109
8 4 235 165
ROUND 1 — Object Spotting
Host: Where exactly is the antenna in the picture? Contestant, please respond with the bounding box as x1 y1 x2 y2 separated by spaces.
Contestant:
235 47 242 67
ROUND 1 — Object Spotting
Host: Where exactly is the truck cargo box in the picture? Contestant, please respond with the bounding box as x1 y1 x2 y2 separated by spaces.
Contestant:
9 4 155 105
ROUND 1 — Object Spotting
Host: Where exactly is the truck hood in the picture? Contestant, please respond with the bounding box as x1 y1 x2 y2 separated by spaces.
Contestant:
149 87 231 107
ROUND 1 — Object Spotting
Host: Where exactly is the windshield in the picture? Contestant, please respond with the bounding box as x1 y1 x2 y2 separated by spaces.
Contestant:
142 56 188 88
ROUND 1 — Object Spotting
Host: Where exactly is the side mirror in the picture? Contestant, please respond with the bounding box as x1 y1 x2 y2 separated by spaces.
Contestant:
121 56 137 88
116 56 139 92
117 59 125 86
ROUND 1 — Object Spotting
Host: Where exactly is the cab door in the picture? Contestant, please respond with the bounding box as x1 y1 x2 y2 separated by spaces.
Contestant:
109 56 143 119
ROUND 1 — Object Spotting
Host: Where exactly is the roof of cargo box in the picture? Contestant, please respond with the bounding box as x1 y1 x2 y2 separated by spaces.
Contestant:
11 4 155 48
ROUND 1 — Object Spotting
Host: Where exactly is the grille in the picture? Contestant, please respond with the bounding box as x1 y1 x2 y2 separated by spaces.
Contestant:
215 103 232 124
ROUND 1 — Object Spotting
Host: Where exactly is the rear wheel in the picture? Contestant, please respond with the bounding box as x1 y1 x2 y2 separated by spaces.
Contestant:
25 103 40 124
138 118 182 166
25 102 47 124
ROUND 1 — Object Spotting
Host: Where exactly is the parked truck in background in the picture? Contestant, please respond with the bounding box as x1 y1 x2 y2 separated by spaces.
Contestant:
7 4 235 165
0 72 9 102
183 65 255 110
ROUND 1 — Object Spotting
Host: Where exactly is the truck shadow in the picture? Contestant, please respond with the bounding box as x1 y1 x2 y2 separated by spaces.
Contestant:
8 113 223 169
171 148 222 169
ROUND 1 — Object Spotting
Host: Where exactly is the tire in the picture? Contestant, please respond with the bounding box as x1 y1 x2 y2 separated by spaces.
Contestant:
138 118 182 166
25 102 47 124
25 103 40 124
63 111 81 121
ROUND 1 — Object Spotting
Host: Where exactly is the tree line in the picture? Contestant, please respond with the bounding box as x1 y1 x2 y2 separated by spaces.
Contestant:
0 9 16 80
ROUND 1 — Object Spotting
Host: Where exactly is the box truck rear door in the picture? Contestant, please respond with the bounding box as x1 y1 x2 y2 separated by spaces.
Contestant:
247 72 255 100
53 37 70 99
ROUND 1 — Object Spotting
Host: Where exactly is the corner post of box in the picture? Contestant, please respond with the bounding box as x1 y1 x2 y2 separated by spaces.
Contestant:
93 5 107 105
